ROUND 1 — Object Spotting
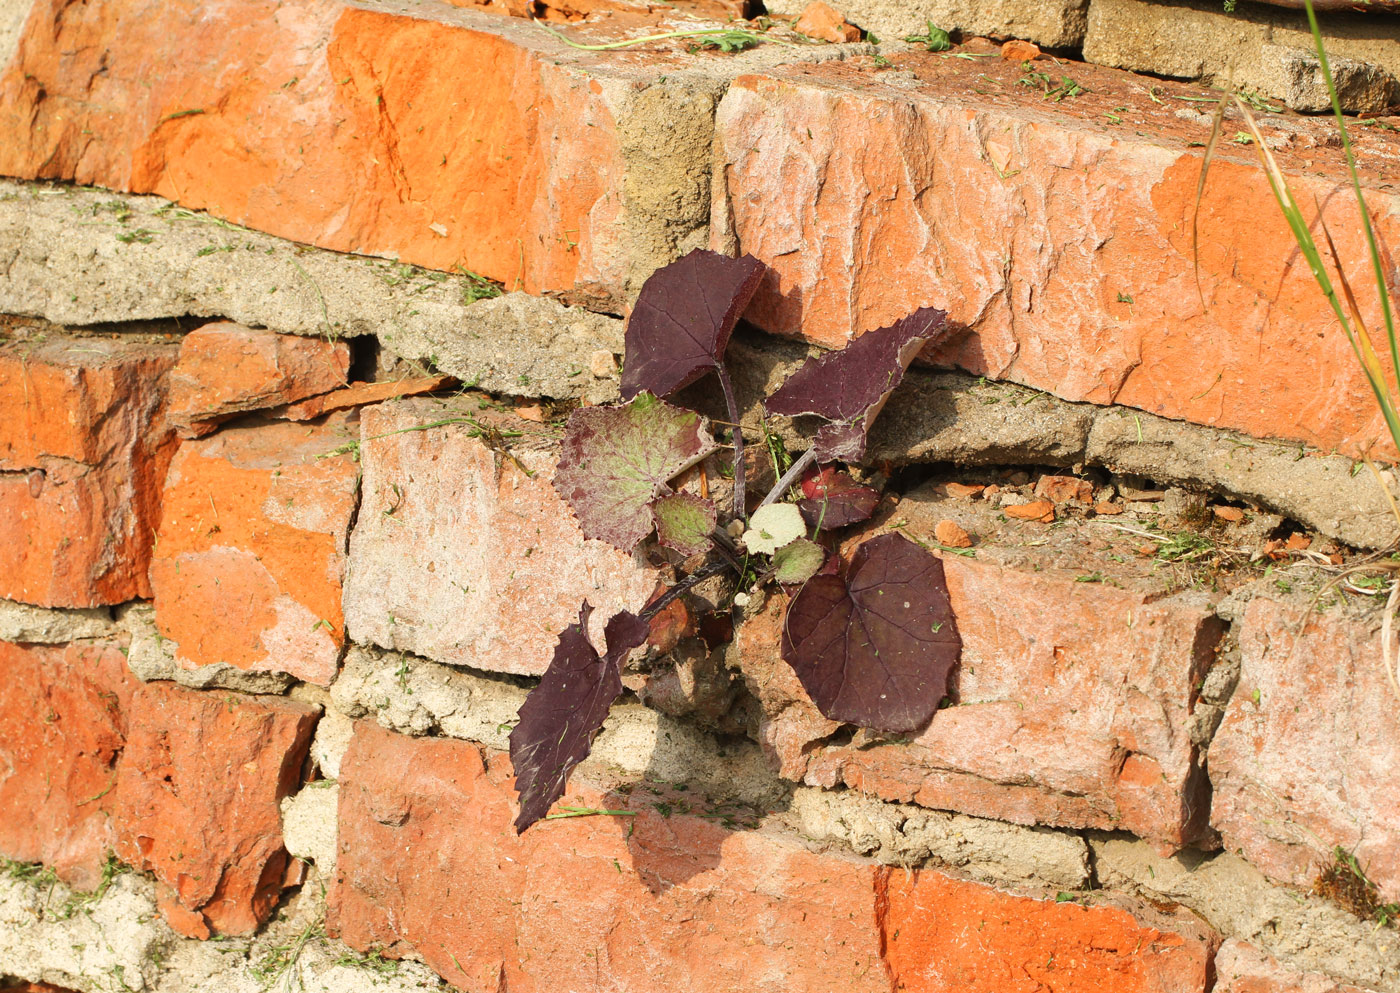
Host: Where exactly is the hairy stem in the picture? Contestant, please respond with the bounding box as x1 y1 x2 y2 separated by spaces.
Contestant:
759 448 818 508
639 560 731 622
715 365 747 519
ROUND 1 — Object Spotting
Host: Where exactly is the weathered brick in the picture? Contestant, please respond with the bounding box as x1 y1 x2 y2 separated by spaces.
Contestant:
166 322 349 437
0 338 177 606
112 682 318 937
1210 595 1400 903
880 869 1214 993
150 415 359 686
343 397 656 676
734 484 1221 851
0 0 722 309
330 721 1213 993
710 55 1400 457
0 640 137 889
1214 939 1378 993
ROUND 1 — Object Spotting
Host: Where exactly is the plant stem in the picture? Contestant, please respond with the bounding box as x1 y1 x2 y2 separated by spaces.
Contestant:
639 560 731 622
759 448 818 507
533 21 795 51
715 364 747 519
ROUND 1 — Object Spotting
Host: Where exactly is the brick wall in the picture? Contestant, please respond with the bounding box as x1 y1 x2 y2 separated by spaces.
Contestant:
1 0 1399 990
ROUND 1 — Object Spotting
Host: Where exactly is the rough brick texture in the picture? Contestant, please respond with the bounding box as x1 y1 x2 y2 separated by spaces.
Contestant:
1210 596 1400 902
166 321 349 437
330 720 1213 993
710 56 1400 457
113 682 317 937
0 0 718 309
0 338 177 606
0 640 137 890
150 415 359 686
1214 939 1378 993
735 495 1220 852
343 397 657 676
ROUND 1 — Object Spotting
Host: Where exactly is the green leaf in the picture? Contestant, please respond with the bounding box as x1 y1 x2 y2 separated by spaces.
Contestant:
652 494 717 556
772 538 826 584
553 393 717 552
742 503 806 555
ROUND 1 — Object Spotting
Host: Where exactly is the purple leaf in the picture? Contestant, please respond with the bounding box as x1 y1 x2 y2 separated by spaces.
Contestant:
553 392 718 552
781 532 960 732
620 250 767 400
651 493 717 556
798 466 880 530
509 603 649 833
765 308 950 462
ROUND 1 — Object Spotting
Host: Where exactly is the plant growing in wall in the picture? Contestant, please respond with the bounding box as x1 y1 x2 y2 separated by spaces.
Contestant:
508 250 963 831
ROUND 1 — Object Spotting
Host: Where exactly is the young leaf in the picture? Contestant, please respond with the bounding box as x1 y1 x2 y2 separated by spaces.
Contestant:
652 493 717 556
620 249 767 400
765 308 950 462
553 392 718 552
781 532 960 732
742 502 806 555
799 466 880 529
509 603 649 833
772 538 826 585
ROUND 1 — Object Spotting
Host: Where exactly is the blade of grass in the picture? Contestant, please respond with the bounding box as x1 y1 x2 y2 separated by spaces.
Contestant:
1192 93 1230 308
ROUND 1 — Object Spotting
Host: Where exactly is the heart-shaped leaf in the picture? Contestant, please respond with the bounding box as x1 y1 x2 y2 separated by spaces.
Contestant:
509 604 649 833
765 308 950 462
799 466 880 530
553 392 717 552
620 250 767 401
781 532 960 732
652 493 717 556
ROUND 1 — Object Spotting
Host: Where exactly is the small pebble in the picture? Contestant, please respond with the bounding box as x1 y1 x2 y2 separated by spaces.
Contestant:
1005 499 1055 523
1212 506 1245 523
590 349 618 378
1001 39 1041 61
945 482 985 499
1093 501 1124 516
934 519 973 548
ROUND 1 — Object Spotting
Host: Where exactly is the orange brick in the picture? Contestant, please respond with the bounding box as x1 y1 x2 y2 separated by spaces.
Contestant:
0 338 177 606
1212 596 1400 902
150 416 359 685
1213 939 1376 993
329 722 890 993
735 515 1221 851
0 640 138 889
711 60 1400 458
0 0 721 309
113 683 317 937
882 869 1214 993
167 323 349 437
343 398 657 675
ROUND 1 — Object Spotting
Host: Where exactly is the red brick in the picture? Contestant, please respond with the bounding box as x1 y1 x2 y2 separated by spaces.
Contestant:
1213 939 1377 993
1035 474 1094 505
150 415 359 686
735 501 1221 851
343 398 657 676
0 338 177 606
794 1 860 42
881 870 1213 993
710 57 1400 458
330 722 1214 993
274 375 454 421
112 682 317 936
0 640 137 889
167 323 349 437
1211 596 1400 903
0 0 719 309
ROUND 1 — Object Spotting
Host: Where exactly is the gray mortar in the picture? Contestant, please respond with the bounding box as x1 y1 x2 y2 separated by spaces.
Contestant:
1083 0 1400 113
116 604 295 695
281 782 340 878
0 599 115 643
1092 836 1400 991
783 788 1091 890
3 180 1398 547
0 871 448 992
797 0 1089 51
